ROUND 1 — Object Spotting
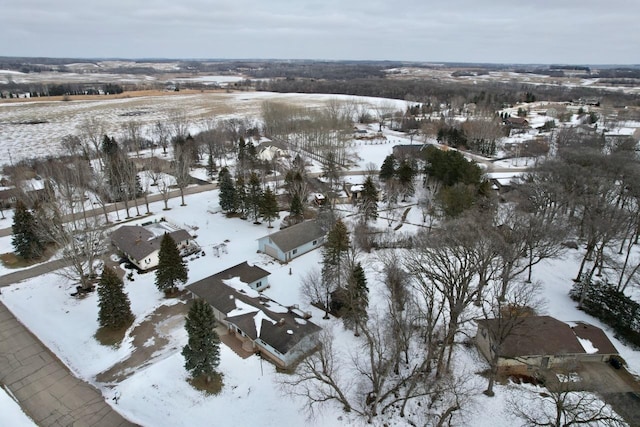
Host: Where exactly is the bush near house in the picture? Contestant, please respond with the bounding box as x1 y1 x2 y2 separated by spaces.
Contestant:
570 279 640 348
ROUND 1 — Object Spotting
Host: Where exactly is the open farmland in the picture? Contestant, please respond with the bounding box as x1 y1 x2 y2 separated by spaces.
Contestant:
0 91 406 166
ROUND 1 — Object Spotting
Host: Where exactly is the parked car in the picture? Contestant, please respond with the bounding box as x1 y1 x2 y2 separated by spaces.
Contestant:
609 356 623 369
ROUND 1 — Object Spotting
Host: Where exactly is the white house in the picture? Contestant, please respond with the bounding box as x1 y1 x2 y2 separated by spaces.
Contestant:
187 262 321 369
110 222 195 271
257 220 326 263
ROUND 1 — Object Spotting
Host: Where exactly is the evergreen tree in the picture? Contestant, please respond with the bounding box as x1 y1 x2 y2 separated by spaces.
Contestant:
247 172 263 223
379 154 397 182
235 176 248 219
359 176 378 223
322 219 350 292
182 299 221 383
289 193 304 221
97 267 134 329
340 262 369 336
261 187 279 228
12 200 44 260
155 233 188 295
218 168 236 213
396 160 416 201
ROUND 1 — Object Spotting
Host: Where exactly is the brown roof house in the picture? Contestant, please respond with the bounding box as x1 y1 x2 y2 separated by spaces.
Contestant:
187 261 322 369
257 220 326 263
476 315 618 373
111 221 195 271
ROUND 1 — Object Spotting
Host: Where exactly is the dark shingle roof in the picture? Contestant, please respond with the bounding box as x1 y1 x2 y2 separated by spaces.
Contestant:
111 225 191 262
265 221 325 253
477 316 617 358
572 322 618 355
187 262 320 355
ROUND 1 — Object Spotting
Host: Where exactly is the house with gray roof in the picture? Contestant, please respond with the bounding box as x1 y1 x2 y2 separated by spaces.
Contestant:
257 220 326 263
475 315 618 374
187 262 321 368
111 222 195 271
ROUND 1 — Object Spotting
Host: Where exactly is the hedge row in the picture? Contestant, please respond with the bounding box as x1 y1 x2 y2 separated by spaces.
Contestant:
570 279 640 349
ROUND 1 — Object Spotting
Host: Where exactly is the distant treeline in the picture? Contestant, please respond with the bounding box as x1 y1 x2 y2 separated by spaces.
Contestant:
0 83 124 98
255 76 640 108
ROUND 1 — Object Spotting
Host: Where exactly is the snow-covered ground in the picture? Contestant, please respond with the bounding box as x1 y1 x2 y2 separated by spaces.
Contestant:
1 92 639 426
0 387 37 427
0 92 410 167
1 180 638 426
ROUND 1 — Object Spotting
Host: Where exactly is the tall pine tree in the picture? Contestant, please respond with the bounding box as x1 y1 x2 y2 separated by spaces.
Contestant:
218 167 236 213
322 219 350 303
155 233 188 295
182 299 221 383
247 172 263 224
235 176 248 219
12 200 44 260
289 193 304 222
359 176 379 223
260 187 279 228
341 262 369 336
97 267 134 329
379 154 397 182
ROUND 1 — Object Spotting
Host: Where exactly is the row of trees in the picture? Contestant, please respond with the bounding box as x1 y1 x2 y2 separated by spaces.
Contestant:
218 168 279 226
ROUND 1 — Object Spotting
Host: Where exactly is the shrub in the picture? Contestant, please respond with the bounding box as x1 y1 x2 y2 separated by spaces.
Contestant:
570 278 640 348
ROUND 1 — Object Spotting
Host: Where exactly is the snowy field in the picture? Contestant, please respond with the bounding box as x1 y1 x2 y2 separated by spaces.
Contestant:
0 387 37 427
0 91 410 167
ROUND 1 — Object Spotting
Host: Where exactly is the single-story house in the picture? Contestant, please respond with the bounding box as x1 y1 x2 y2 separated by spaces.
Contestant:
258 220 326 263
476 315 618 373
187 263 321 368
111 222 195 271
503 116 530 128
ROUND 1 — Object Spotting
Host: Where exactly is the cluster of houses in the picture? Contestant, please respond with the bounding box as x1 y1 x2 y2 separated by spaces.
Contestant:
110 219 327 368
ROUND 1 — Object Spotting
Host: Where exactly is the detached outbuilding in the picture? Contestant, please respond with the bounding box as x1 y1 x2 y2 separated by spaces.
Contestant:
257 220 326 263
475 315 618 374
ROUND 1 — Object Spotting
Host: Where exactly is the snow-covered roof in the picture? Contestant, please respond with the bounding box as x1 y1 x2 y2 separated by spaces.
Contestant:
187 264 321 356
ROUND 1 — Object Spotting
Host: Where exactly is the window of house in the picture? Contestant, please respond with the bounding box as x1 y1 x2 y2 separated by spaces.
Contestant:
312 240 317 245
255 281 262 288
292 249 298 255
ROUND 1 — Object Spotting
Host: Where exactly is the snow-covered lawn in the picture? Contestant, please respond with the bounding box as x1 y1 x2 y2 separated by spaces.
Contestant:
0 387 37 427
1 91 639 426
1 184 638 426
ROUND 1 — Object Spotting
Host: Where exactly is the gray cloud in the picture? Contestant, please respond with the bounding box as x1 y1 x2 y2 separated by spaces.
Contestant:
2 0 638 64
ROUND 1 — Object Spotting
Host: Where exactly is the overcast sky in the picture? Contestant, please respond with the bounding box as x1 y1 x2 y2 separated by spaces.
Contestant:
2 0 638 64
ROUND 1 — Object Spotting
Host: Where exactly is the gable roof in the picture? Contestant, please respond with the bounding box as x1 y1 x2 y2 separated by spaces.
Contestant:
477 315 618 358
111 224 191 262
264 221 325 253
187 263 320 355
